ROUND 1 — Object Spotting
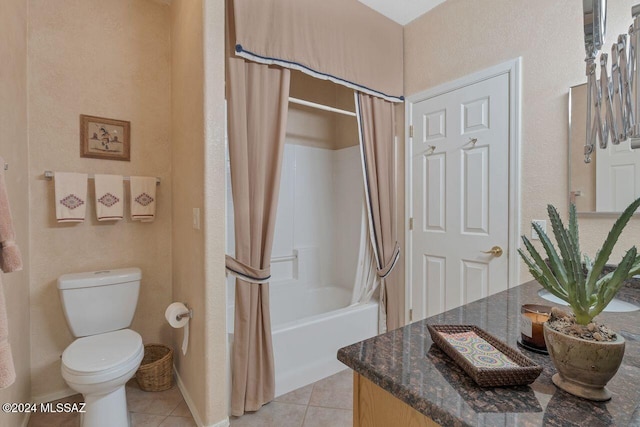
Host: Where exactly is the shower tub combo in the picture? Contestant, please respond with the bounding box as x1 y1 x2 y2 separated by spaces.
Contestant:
227 140 378 397
228 267 378 397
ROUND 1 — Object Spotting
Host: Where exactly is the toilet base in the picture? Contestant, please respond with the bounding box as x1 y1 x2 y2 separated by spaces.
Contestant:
81 385 130 427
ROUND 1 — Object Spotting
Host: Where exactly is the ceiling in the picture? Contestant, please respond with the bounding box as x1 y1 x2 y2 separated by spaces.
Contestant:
358 0 446 25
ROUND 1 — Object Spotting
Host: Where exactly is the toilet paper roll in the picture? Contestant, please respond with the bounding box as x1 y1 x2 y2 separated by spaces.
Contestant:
165 302 190 355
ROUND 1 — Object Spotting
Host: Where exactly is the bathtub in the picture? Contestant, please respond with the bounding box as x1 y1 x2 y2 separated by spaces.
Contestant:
228 284 378 397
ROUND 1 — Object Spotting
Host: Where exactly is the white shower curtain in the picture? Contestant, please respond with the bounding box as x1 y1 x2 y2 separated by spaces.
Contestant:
350 204 386 333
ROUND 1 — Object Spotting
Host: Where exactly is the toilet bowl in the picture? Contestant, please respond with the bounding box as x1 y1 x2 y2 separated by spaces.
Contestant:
61 329 144 427
57 268 143 427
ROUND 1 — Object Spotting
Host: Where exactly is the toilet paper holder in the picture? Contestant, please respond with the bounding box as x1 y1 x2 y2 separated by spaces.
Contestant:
175 303 193 321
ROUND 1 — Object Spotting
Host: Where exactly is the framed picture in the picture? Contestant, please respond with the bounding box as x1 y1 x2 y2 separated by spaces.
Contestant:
80 114 131 161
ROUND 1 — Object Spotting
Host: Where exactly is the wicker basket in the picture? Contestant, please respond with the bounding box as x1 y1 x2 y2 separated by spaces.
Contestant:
136 344 174 392
427 324 542 387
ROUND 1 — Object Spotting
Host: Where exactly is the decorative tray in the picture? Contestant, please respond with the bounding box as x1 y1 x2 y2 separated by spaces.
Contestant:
427 324 542 387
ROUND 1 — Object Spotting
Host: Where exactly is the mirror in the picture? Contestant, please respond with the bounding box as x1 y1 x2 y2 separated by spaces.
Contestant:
569 83 640 214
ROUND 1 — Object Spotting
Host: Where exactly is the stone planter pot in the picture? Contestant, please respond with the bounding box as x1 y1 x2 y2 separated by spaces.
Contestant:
543 322 625 401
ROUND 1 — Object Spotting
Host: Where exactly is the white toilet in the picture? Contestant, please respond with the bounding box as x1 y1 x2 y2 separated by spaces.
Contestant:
57 268 144 427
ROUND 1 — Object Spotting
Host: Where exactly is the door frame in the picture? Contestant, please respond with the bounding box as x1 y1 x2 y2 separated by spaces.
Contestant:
404 58 522 324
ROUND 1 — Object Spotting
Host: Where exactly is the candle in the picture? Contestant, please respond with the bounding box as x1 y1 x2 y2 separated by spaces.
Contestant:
520 304 551 349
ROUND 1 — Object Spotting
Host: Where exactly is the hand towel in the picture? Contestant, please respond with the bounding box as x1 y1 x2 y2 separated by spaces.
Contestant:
0 157 18 389
130 176 157 222
54 172 88 223
94 174 124 221
0 157 22 273
0 278 15 389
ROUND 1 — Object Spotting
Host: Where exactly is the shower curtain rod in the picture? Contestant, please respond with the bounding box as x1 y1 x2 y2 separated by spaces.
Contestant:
289 97 357 117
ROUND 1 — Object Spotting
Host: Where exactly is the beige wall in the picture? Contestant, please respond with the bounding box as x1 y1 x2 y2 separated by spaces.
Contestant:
0 0 31 425
405 0 640 283
170 0 205 420
289 71 359 150
203 0 228 423
171 0 228 425
28 0 173 400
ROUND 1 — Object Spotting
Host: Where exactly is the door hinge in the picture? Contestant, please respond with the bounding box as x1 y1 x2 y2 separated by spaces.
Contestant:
409 308 413 322
409 217 413 230
409 125 414 138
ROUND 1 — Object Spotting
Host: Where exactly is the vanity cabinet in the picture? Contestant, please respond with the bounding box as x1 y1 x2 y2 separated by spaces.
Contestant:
353 373 438 427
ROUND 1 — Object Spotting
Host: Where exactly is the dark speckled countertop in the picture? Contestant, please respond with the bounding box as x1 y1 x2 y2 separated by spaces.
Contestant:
338 279 640 426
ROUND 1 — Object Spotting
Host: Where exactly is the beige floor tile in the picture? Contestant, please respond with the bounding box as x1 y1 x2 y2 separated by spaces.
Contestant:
308 370 353 410
54 394 84 404
27 394 84 427
127 384 184 415
170 401 192 418
302 406 352 427
274 383 315 405
230 402 307 427
158 416 197 427
27 411 80 427
131 412 168 427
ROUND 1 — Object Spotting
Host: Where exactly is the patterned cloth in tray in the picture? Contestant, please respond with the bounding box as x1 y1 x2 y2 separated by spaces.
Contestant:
440 331 519 369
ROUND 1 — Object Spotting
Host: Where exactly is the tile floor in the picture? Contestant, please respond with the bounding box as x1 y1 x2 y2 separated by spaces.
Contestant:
230 369 353 427
26 369 353 427
27 379 196 427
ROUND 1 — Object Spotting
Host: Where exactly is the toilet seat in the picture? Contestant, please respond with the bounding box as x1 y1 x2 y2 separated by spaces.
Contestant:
62 329 143 385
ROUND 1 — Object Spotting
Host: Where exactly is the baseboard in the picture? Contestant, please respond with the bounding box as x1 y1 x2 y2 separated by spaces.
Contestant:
174 365 230 427
32 387 76 405
210 418 231 427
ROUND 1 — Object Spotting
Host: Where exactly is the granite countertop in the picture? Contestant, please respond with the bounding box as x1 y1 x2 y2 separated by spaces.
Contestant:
337 279 640 426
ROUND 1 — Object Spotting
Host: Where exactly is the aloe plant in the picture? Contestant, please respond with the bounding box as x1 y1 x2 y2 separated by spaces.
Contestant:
518 197 640 325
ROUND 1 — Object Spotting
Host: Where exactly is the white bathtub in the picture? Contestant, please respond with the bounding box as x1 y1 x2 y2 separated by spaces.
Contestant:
228 284 378 397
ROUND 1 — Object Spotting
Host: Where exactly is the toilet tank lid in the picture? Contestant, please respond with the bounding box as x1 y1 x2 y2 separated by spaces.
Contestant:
57 268 142 290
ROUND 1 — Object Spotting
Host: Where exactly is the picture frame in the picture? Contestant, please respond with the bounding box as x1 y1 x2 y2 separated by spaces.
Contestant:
80 114 131 161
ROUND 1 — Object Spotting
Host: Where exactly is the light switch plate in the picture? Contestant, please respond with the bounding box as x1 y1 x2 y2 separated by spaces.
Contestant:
193 208 201 230
531 219 546 240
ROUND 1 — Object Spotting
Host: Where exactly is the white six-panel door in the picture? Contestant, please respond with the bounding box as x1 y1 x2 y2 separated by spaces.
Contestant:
409 73 511 321
596 139 640 212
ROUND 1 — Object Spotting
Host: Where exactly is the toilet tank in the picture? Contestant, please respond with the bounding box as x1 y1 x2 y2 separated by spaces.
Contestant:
57 268 142 337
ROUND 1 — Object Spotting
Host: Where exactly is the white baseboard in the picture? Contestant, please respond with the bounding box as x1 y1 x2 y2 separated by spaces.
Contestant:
32 387 76 405
174 365 229 427
211 418 231 427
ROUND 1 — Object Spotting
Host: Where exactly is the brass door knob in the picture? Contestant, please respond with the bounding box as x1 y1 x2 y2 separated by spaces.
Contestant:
483 246 503 257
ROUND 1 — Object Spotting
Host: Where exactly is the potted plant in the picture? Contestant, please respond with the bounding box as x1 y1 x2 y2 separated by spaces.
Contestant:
518 197 640 401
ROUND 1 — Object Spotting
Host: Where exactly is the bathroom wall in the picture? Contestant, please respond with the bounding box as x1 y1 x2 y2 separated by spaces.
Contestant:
172 0 228 425
0 0 31 425
203 0 228 423
280 73 362 291
289 71 359 150
276 144 363 290
404 0 640 283
170 0 206 421
28 0 173 400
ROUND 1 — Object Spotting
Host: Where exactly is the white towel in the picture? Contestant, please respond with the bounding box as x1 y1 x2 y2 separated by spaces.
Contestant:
54 172 88 223
130 176 157 222
94 174 124 221
0 157 22 273
0 277 15 389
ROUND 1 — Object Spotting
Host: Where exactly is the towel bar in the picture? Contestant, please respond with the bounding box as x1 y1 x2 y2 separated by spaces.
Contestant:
271 254 298 263
43 170 160 185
